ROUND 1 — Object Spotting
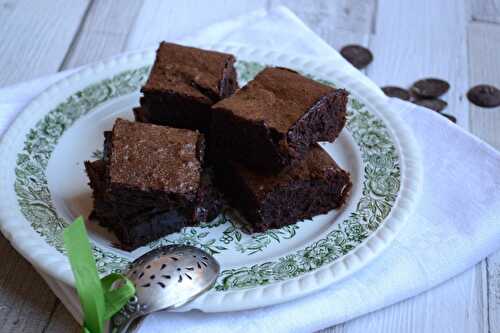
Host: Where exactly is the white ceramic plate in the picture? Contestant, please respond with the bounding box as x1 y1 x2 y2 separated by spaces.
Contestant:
0 45 421 312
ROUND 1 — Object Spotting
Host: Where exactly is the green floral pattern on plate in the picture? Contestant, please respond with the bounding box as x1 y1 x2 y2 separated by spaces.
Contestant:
15 66 150 272
13 61 399 289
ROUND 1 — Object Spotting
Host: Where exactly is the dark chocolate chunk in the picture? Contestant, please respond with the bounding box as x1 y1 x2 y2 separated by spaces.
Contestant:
381 86 410 100
441 113 456 123
412 98 448 112
340 45 373 69
467 84 500 108
211 67 348 174
411 78 450 98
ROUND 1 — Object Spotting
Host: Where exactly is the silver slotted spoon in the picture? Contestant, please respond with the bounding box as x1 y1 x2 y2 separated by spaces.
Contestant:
110 245 220 333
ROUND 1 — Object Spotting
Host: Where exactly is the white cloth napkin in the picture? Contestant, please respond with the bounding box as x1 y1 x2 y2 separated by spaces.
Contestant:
1 6 500 333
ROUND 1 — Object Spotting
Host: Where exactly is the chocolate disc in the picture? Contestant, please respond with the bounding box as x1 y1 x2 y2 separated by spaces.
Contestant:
441 113 456 123
412 98 448 112
381 86 410 100
340 45 373 70
467 84 500 108
411 78 450 98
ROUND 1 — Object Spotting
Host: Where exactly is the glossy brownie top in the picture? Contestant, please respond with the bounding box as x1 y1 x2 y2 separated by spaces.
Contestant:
142 42 236 103
108 119 204 194
212 67 338 133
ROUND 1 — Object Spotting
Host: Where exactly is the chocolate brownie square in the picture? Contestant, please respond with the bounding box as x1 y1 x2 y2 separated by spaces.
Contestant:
138 42 238 133
85 119 224 250
107 119 204 205
85 159 193 245
211 67 348 174
215 146 351 232
86 161 224 250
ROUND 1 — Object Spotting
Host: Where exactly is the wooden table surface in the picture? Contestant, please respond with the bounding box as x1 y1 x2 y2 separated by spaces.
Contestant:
0 0 499 332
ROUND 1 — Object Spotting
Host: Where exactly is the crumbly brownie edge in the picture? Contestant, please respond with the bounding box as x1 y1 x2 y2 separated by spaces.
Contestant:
214 160 262 226
287 89 348 158
194 167 226 223
260 167 352 230
210 107 288 174
98 208 192 251
214 153 352 233
85 158 200 251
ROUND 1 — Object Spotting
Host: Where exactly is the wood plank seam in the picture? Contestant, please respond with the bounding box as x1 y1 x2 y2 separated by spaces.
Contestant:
58 0 95 70
370 0 378 34
0 0 90 87
470 0 500 25
485 259 491 333
40 301 60 333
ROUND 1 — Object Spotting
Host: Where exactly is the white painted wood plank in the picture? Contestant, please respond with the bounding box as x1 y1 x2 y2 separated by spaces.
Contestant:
0 1 89 332
272 0 375 50
126 0 267 50
468 22 500 148
0 0 90 87
62 0 144 69
487 255 500 333
0 237 59 332
470 0 500 24
44 302 80 333
367 0 470 128
467 22 500 333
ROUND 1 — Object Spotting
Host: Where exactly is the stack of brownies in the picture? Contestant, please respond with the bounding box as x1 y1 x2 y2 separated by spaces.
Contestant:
85 42 352 250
